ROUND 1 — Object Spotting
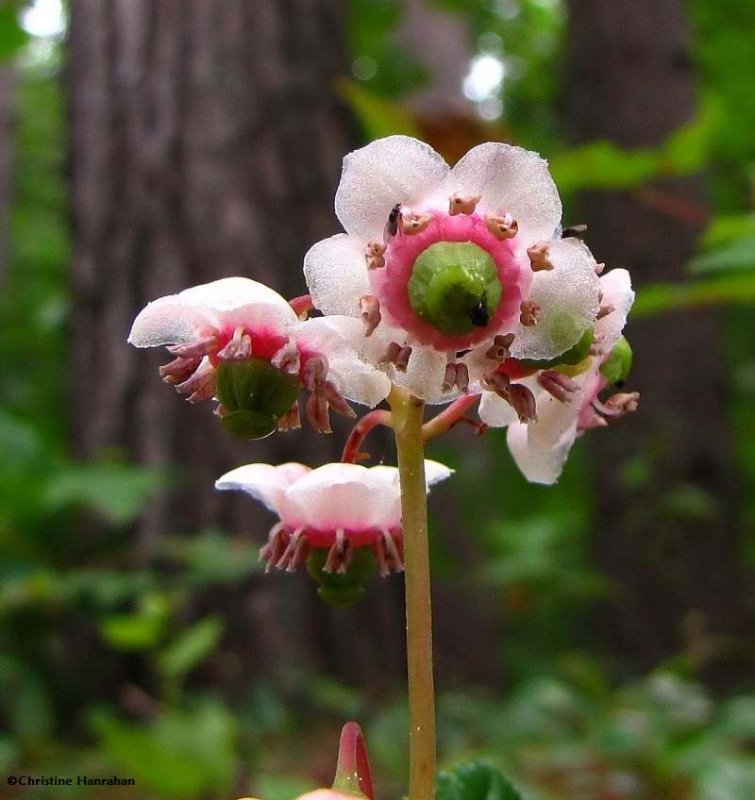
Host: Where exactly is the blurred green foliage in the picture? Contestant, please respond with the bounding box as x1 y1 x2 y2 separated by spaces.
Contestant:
1 1 754 799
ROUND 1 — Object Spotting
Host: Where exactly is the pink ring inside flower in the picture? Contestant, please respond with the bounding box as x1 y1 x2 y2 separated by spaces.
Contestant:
370 213 531 350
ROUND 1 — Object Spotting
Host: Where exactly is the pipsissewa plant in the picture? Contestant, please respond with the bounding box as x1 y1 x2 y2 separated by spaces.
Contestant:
129 136 637 799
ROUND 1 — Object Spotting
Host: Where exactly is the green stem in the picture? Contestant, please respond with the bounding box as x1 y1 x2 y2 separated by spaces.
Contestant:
390 387 436 800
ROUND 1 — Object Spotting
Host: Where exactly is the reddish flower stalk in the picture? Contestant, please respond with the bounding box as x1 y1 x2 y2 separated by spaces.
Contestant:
341 409 393 463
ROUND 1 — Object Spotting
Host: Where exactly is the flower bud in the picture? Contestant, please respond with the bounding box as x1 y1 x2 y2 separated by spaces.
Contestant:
306 548 376 608
600 336 633 385
216 358 299 439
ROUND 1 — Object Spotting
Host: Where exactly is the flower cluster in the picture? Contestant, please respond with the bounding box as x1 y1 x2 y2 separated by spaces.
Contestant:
129 135 637 579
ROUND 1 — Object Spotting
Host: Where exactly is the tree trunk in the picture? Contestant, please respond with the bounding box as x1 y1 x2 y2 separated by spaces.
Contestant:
566 0 750 684
67 0 409 688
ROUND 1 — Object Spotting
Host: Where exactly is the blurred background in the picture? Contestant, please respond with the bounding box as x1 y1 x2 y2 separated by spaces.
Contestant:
1 0 754 798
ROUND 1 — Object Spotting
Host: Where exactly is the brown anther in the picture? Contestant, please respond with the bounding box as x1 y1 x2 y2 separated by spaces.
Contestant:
359 295 382 337
381 341 412 372
485 333 515 361
442 362 469 393
216 325 252 361
538 369 579 403
520 300 542 327
305 391 332 434
271 337 301 374
365 241 387 270
277 402 301 432
485 213 519 240
378 529 404 575
508 383 538 423
527 243 553 272
159 355 202 385
322 381 356 418
603 391 640 416
483 370 511 399
274 529 309 572
175 361 216 403
166 337 216 359
323 529 355 574
596 304 615 320
301 354 328 390
449 193 481 216
398 212 432 235
395 345 412 372
260 524 289 573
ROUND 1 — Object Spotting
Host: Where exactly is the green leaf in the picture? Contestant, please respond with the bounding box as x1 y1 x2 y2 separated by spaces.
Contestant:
0 7 29 61
437 761 523 800
550 141 660 193
100 593 170 651
633 274 755 318
157 616 223 682
43 462 166 525
92 701 236 798
339 78 422 140
688 235 755 275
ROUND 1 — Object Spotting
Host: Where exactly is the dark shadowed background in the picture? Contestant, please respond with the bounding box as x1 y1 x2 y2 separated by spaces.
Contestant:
1 1 754 798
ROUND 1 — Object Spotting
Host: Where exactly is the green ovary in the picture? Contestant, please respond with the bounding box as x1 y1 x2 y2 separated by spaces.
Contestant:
408 242 502 336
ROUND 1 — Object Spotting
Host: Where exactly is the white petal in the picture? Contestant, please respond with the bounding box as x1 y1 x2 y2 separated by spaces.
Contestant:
303 234 372 317
452 142 562 243
391 346 454 404
214 463 311 515
423 459 454 487
282 463 402 530
179 277 297 331
506 388 582 484
478 391 519 427
596 268 634 347
335 135 450 240
128 278 297 348
128 295 213 347
510 238 601 361
298 316 392 407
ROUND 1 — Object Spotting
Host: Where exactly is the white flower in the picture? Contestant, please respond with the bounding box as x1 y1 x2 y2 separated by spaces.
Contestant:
479 268 638 484
128 277 390 434
304 135 601 405
215 460 453 575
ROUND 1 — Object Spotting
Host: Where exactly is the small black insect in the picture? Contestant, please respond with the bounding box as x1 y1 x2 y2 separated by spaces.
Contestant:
383 203 402 243
562 223 588 240
470 293 489 327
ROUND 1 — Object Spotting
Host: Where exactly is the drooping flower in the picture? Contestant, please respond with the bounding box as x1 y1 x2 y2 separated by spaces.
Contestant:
479 267 638 484
304 135 601 410
128 277 390 436
215 460 452 576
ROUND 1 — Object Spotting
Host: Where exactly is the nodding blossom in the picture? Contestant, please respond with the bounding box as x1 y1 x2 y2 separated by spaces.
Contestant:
215 460 452 575
304 135 601 413
479 267 638 484
128 277 390 435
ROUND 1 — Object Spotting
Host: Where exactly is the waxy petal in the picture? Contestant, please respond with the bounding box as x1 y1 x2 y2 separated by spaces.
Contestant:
452 142 562 244
509 238 601 361
299 316 392 407
215 462 311 514
595 268 634 346
304 234 372 317
129 277 297 347
281 462 402 530
335 135 450 240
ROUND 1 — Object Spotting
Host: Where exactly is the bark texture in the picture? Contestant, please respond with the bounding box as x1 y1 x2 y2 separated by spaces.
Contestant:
67 0 407 685
566 0 750 682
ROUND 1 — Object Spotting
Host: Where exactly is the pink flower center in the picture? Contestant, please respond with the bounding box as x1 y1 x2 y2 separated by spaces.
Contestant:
370 212 531 351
